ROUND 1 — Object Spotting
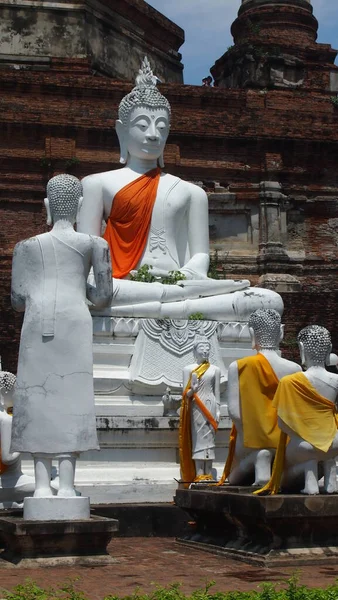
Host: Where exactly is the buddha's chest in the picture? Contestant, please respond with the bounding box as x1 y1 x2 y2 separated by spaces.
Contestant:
150 177 188 229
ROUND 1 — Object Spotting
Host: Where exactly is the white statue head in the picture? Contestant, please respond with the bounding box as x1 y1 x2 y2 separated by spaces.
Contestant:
44 174 83 226
116 57 171 168
297 325 332 367
0 371 16 412
193 336 211 364
248 308 284 351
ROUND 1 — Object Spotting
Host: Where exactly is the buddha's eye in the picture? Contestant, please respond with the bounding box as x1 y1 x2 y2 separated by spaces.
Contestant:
134 121 148 131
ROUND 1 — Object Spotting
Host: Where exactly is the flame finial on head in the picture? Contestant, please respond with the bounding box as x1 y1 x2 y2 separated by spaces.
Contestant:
135 56 158 88
118 56 171 126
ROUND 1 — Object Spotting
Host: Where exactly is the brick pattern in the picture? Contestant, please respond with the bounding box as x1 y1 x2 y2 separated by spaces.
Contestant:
0 537 337 598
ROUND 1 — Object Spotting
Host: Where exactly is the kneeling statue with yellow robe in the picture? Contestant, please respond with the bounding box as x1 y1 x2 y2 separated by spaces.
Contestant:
256 325 338 496
218 309 301 487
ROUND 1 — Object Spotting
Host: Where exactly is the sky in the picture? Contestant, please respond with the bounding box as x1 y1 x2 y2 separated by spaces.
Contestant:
146 0 338 85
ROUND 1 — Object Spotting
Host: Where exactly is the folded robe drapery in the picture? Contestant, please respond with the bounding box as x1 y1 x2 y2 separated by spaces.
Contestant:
254 371 338 496
274 371 338 453
103 168 161 279
217 353 279 485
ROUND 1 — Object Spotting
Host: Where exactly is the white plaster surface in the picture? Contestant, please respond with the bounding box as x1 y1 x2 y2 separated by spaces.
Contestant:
24 496 90 521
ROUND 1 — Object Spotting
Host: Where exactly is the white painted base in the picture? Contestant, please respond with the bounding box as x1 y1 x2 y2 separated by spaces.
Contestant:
23 496 90 521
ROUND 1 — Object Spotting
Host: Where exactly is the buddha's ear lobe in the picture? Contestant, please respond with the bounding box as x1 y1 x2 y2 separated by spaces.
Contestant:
158 153 165 168
298 341 305 366
279 324 285 343
249 326 256 350
44 197 52 226
116 120 128 165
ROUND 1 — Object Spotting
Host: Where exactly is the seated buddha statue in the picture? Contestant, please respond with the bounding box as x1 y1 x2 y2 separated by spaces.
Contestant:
218 309 301 486
78 57 282 321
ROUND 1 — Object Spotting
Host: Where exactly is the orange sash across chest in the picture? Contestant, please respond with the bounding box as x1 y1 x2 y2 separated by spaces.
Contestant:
103 168 161 279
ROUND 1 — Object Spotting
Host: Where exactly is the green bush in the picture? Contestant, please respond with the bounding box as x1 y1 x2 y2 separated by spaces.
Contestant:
3 577 338 600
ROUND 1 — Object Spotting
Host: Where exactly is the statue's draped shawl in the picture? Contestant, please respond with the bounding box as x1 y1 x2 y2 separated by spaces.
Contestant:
255 371 338 495
239 353 280 449
218 353 279 485
103 168 161 278
273 371 338 453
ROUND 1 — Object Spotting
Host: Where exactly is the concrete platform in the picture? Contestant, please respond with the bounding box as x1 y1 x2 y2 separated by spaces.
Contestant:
0 513 118 566
175 486 338 566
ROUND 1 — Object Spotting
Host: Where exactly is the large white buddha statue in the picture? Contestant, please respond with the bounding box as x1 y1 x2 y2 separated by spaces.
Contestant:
78 57 282 321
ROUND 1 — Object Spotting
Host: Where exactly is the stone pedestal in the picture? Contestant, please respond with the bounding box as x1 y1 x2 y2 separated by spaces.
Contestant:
0 513 118 566
175 486 338 566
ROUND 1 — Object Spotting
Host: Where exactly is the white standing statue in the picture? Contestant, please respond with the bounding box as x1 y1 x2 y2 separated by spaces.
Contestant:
0 371 36 506
260 325 338 496
78 56 282 322
180 338 221 483
219 309 301 486
11 174 113 503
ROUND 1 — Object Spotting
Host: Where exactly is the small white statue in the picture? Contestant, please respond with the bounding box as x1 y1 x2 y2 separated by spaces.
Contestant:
270 325 338 495
11 174 113 499
221 309 301 486
78 56 282 322
180 337 221 482
0 371 36 506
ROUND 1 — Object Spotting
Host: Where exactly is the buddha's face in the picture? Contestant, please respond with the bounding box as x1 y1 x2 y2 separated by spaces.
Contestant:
195 342 210 363
123 106 170 162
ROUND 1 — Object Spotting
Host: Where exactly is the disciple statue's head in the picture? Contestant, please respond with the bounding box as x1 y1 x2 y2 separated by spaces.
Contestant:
44 174 83 226
0 371 16 411
297 325 332 367
116 57 171 167
248 308 283 351
193 336 211 364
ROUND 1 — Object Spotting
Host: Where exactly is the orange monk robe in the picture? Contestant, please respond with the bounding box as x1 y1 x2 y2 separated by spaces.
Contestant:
103 168 161 279
217 353 279 485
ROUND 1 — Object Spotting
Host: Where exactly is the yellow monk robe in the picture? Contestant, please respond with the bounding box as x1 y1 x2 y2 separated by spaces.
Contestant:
179 362 219 487
217 353 279 485
103 168 161 279
254 371 338 495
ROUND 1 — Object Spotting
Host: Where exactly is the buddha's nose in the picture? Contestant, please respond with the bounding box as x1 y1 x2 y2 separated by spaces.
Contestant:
146 123 159 141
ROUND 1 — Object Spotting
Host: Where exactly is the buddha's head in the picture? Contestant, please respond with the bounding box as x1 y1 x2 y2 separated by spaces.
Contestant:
193 337 211 364
44 174 83 226
0 371 16 412
116 57 171 167
298 325 332 368
249 308 283 351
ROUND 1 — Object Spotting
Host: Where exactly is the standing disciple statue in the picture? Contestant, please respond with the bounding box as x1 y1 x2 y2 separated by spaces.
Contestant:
218 309 301 487
180 338 221 483
258 325 338 495
78 57 282 321
11 174 113 499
